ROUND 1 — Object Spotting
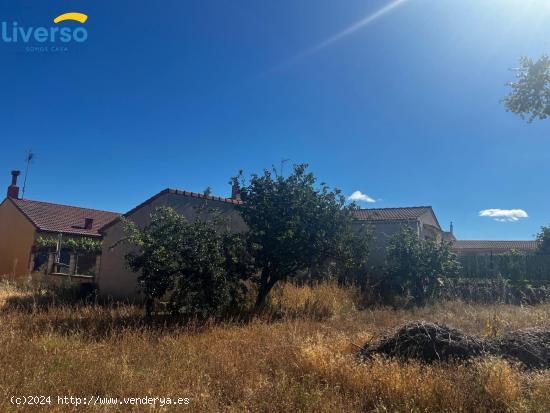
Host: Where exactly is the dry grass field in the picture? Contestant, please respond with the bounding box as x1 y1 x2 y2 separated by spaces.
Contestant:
0 280 549 412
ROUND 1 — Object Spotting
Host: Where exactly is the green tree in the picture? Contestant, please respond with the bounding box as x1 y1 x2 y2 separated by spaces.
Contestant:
536 225 550 254
384 227 460 306
233 164 370 310
504 55 550 121
123 207 253 318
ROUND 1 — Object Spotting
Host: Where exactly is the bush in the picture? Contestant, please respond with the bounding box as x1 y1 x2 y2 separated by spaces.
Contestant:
381 227 460 306
123 207 254 319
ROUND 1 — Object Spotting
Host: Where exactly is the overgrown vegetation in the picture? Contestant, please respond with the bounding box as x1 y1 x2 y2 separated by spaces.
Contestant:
34 236 102 254
0 280 548 413
536 225 550 255
123 207 254 319
233 164 371 310
123 165 371 318
377 227 460 306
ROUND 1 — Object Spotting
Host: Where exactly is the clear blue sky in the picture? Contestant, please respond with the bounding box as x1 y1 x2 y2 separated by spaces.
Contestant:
1 0 549 240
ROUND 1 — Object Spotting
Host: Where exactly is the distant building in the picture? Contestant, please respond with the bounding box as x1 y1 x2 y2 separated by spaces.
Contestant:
0 171 120 279
451 240 538 256
1 168 541 298
98 188 246 299
352 206 443 268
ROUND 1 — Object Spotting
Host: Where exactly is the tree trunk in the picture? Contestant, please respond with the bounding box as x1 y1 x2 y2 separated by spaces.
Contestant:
144 296 154 321
254 270 277 312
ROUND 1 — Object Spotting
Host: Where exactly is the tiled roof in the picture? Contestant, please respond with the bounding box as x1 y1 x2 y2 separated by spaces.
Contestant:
452 240 538 251
9 198 121 237
99 188 243 232
352 206 433 221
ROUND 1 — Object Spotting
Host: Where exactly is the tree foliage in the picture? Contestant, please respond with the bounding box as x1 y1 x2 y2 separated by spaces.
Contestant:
536 225 550 255
233 164 371 309
384 227 460 306
504 55 550 121
123 207 253 318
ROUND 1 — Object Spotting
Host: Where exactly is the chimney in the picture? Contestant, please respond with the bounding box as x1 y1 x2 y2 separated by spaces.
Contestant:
450 221 454 235
7 170 21 199
231 183 241 201
84 218 94 230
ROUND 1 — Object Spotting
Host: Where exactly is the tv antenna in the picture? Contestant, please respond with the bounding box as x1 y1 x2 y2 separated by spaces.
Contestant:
21 150 34 199
280 158 290 176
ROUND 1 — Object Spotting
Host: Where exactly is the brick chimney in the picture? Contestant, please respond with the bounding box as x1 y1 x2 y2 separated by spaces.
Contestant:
84 218 94 230
231 183 241 201
7 170 20 199
84 218 94 229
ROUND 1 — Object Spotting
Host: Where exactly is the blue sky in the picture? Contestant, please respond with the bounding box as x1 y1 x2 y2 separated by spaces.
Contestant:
1 0 549 240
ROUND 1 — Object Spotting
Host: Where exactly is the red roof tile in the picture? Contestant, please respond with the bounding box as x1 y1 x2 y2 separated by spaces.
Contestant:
10 198 121 237
352 206 433 221
452 240 538 251
99 188 243 233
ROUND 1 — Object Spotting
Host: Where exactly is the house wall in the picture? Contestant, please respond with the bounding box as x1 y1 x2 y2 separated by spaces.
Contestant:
418 211 442 242
355 220 420 269
98 193 247 299
0 199 36 277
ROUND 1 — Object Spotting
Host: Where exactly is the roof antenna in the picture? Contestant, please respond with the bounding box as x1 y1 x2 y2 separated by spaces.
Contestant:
280 158 290 176
21 150 34 199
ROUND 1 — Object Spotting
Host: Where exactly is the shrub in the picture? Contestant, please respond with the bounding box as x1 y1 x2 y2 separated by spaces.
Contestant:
536 225 550 255
123 207 254 319
383 227 460 306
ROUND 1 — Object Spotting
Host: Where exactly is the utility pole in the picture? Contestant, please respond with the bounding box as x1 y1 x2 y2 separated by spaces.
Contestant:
21 150 34 199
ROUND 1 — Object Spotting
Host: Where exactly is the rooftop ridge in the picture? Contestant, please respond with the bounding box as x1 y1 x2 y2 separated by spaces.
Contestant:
13 197 121 215
166 188 243 204
357 206 432 211
454 239 537 242
99 187 243 233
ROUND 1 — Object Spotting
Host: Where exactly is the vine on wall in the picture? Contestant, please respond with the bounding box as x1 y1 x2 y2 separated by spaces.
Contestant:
33 236 102 255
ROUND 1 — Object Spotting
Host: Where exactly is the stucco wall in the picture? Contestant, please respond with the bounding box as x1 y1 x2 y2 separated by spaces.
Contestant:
354 220 420 269
0 199 36 277
418 211 442 242
98 193 247 299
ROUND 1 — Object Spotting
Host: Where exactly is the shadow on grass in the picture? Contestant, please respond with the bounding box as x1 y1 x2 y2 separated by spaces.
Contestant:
0 281 349 341
1 290 261 341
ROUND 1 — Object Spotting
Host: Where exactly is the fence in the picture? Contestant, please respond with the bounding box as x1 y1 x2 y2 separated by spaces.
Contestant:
457 254 550 282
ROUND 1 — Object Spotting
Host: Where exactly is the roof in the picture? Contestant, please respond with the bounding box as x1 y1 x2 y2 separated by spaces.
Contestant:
99 188 243 233
352 206 435 221
8 198 121 237
452 240 538 251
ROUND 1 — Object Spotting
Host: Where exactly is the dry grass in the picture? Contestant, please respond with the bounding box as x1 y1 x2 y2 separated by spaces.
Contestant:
0 280 548 412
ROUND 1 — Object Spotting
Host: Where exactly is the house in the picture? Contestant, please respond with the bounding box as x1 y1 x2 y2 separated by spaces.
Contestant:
351 206 444 267
451 240 538 256
99 201 449 298
0 171 120 280
97 188 246 299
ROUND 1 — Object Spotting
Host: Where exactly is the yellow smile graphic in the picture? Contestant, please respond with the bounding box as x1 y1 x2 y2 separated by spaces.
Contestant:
53 12 88 24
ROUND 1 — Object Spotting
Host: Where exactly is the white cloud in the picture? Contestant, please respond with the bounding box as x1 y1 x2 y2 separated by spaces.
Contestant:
348 191 376 203
479 209 528 222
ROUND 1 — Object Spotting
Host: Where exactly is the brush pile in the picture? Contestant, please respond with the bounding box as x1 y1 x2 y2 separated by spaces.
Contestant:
360 322 550 369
